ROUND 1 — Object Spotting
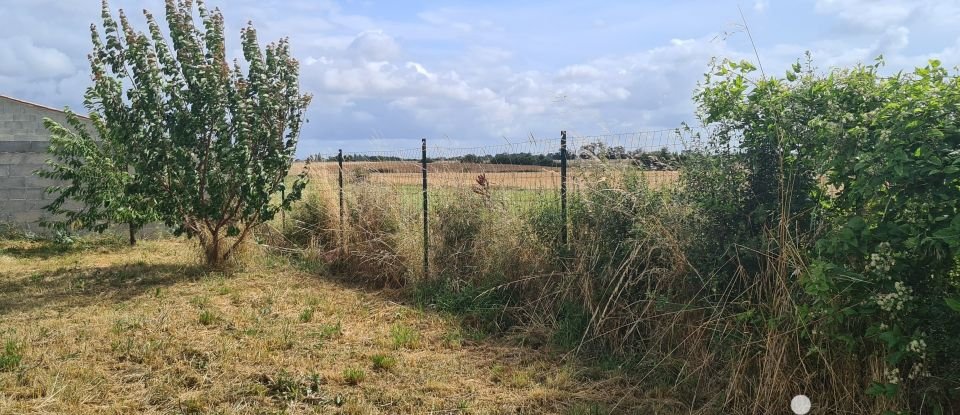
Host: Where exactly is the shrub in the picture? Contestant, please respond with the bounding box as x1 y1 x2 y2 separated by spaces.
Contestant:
39 114 157 246
693 56 960 413
799 61 960 410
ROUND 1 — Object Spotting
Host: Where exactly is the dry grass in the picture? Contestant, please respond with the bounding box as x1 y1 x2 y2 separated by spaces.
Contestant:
0 237 652 414
295 161 679 190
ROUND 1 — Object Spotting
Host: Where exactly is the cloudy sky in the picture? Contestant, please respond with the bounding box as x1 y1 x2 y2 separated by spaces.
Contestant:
2 0 959 156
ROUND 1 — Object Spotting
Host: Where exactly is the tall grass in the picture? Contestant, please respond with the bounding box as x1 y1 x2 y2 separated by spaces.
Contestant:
268 159 877 413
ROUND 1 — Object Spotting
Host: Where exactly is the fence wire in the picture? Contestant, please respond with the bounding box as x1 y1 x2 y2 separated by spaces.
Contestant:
295 128 698 277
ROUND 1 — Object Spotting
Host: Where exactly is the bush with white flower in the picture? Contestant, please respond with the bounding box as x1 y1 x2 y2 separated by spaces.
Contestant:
803 61 960 409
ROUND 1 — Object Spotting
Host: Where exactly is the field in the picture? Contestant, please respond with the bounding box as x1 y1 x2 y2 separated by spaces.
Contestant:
0 237 649 414
295 161 680 190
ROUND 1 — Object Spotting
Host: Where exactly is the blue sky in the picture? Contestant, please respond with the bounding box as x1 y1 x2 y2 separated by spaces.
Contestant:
2 0 960 156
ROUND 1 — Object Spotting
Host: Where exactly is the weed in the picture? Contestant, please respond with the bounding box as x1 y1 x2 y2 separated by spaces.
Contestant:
260 370 309 401
316 321 342 339
390 324 419 349
270 325 296 351
299 306 315 323
198 310 218 326
412 278 513 334
370 353 397 372
342 367 366 385
0 340 23 372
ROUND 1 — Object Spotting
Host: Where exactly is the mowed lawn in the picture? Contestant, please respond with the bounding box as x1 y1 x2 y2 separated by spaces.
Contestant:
0 238 641 414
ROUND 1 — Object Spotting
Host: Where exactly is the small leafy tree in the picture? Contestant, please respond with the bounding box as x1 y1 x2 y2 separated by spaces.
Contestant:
80 0 311 266
38 111 156 246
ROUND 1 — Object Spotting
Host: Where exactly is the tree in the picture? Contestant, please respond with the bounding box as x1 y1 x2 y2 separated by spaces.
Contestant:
77 0 311 266
38 111 157 246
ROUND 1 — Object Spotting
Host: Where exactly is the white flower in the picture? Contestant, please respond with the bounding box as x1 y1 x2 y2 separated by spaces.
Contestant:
873 281 913 313
883 367 901 384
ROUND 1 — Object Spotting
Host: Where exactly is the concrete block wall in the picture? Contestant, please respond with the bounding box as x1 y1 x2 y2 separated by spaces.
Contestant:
0 96 88 230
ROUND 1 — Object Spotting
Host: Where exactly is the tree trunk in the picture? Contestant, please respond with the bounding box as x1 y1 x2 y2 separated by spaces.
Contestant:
128 222 137 246
206 232 222 268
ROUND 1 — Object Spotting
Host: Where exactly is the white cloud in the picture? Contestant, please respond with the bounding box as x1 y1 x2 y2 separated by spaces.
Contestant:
348 30 401 61
0 36 76 80
815 0 915 29
3 0 960 155
406 62 437 81
557 64 603 80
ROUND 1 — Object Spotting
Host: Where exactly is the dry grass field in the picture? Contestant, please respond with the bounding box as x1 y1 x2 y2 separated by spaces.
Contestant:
294 162 680 190
0 238 650 414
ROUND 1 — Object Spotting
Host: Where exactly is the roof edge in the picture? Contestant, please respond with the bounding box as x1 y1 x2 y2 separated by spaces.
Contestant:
0 95 91 120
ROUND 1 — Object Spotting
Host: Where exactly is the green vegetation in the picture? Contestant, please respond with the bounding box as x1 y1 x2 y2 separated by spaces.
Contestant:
389 324 420 349
0 340 22 372
38 113 157 246
273 57 960 413
370 353 397 371
341 367 366 385
14 2 960 410
41 0 310 267
298 306 315 323
198 309 218 326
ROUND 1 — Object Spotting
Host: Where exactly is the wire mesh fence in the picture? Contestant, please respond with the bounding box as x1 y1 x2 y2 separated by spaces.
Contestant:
292 128 698 278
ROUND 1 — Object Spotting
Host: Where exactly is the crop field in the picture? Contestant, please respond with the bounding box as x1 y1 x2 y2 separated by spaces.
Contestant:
295 162 680 190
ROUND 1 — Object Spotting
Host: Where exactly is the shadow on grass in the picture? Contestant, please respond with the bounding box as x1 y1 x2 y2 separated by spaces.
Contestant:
0 237 129 260
0 261 206 316
301 256 521 344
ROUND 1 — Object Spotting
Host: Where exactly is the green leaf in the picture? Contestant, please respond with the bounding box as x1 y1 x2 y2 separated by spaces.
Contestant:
878 330 900 348
946 297 960 313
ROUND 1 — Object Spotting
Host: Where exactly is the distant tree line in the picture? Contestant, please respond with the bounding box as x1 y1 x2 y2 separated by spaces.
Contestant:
303 154 408 162
301 141 686 169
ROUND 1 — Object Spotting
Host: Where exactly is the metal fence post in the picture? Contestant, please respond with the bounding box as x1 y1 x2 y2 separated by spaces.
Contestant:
338 149 344 251
560 131 568 247
281 187 286 231
421 138 430 278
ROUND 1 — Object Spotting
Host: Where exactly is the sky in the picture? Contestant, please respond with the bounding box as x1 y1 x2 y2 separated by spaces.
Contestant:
2 0 960 157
